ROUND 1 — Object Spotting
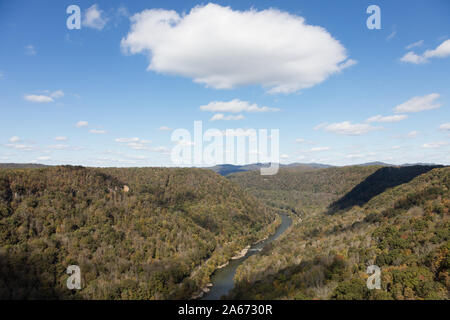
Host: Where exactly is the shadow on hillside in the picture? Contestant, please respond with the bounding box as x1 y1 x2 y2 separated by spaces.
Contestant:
327 165 441 214
0 252 72 300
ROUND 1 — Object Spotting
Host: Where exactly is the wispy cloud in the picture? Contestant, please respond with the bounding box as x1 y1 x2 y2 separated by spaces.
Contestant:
76 121 88 128
82 4 108 30
25 45 36 55
23 90 64 103
393 93 442 113
366 114 408 123
405 40 424 50
210 113 245 121
200 99 280 113
439 123 450 131
421 141 449 149
90 129 107 134
320 121 380 136
400 39 450 64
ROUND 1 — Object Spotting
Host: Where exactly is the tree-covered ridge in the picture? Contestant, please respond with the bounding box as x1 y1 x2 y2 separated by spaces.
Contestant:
0 166 277 299
228 165 382 215
229 166 449 300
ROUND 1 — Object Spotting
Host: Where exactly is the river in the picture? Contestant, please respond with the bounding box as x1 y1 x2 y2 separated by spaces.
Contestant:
201 213 292 300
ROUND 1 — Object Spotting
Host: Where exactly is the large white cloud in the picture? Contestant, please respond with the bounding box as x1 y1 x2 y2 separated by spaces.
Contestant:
121 3 355 93
394 93 442 113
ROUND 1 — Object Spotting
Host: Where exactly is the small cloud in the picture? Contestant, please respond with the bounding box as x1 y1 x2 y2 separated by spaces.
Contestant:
115 137 140 143
210 113 245 121
400 39 450 64
23 90 64 103
36 156 51 161
25 45 36 55
313 122 328 130
54 136 68 141
76 121 88 128
421 141 449 149
82 4 108 30
9 136 20 143
50 90 64 99
295 138 305 144
24 94 54 103
47 144 69 150
366 114 408 123
439 123 450 131
200 99 280 113
394 93 442 113
405 40 424 50
310 146 331 152
407 130 419 138
280 154 289 159
158 126 172 131
4 143 35 151
90 129 107 134
387 30 397 41
321 121 379 136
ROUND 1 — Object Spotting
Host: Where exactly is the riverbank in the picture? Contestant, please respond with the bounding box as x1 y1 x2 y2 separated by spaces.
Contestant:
201 213 292 300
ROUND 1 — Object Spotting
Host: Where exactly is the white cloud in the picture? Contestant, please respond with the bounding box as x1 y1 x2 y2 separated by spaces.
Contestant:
421 141 449 149
407 130 419 138
310 146 331 152
394 93 442 113
116 137 152 150
313 122 328 130
24 90 64 103
115 137 140 143
54 136 68 141
36 156 51 161
76 121 88 127
158 126 172 131
405 40 424 50
423 39 450 59
400 51 427 64
280 154 289 159
321 121 379 136
210 113 244 121
9 136 21 143
366 114 408 123
400 39 450 64
90 129 107 134
200 99 279 113
24 94 54 103
4 143 35 151
387 30 397 41
439 123 450 131
83 4 108 30
47 144 69 150
25 45 36 55
121 3 355 94
50 90 64 99
295 138 305 144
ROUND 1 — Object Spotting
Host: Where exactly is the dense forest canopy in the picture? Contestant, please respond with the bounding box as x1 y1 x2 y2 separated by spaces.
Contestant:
0 166 277 299
228 165 449 300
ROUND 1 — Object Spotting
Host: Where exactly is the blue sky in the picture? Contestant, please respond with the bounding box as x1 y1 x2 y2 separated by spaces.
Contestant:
0 0 449 167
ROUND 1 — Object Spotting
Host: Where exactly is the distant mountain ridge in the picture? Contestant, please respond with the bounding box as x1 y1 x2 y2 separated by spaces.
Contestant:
206 162 333 176
0 163 49 169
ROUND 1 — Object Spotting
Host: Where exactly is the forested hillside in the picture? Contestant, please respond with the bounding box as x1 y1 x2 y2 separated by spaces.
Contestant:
0 166 277 299
228 165 449 300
